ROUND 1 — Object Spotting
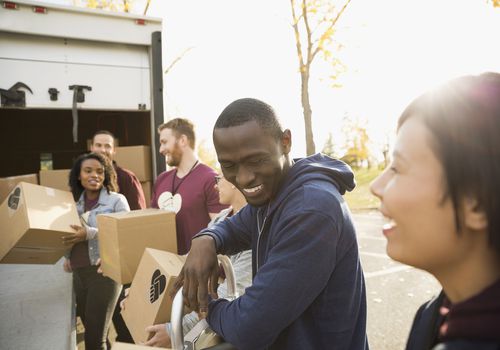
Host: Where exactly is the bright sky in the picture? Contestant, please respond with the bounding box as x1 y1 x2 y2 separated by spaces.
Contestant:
48 0 500 159
144 0 500 160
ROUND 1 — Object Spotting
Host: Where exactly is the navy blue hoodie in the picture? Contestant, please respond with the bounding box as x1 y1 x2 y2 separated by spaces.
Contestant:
199 154 368 350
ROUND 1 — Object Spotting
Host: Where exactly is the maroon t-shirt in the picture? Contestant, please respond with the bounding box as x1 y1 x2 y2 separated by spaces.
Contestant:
114 163 146 210
151 163 228 255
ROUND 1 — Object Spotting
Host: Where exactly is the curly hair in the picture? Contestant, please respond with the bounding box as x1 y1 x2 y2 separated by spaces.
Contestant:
68 152 118 201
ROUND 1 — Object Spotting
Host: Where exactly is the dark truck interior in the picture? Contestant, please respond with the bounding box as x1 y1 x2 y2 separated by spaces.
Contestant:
1 108 151 177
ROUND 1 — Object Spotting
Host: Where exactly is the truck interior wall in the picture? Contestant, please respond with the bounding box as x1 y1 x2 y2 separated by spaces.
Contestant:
1 109 150 177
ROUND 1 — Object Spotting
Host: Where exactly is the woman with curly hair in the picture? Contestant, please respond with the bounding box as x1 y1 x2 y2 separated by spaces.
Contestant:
62 152 130 350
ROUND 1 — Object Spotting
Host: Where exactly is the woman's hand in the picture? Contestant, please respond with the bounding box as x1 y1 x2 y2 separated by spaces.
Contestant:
143 324 172 348
62 225 87 246
63 258 72 273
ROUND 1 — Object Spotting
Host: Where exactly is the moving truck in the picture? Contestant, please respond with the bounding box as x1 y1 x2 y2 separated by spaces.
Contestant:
0 0 166 179
0 2 165 348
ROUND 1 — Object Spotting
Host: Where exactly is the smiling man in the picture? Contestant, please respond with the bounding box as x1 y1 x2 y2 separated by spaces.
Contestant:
173 98 369 350
90 130 146 211
151 118 227 255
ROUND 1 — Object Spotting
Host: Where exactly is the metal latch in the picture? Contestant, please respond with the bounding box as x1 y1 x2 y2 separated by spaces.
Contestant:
48 88 59 101
68 85 91 103
68 85 92 143
0 82 33 107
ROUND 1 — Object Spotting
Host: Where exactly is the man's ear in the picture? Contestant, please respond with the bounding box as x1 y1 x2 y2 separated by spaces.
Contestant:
463 197 488 231
178 134 188 147
281 129 292 154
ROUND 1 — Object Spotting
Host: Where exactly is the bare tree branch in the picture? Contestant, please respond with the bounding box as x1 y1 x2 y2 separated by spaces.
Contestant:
290 0 305 69
143 0 151 15
311 0 351 60
302 0 314 65
164 47 194 75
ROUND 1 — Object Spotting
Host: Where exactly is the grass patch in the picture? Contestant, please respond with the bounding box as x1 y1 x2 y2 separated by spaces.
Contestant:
344 167 382 210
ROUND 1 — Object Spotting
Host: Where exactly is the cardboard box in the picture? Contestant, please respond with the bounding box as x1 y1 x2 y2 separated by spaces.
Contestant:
0 174 38 203
97 209 177 284
122 248 185 344
111 342 166 350
0 182 80 264
141 181 152 208
114 146 152 182
39 169 71 192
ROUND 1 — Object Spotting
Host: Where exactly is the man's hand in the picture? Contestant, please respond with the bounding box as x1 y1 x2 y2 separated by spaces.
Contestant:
62 225 87 245
63 258 72 273
143 324 172 348
170 236 219 318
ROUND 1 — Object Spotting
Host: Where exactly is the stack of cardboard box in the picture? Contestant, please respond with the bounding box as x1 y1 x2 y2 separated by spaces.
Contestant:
0 173 38 203
114 145 153 207
39 169 71 192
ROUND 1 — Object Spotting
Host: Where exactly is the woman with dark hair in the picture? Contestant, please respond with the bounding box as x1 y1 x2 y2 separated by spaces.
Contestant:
62 152 130 350
371 72 500 349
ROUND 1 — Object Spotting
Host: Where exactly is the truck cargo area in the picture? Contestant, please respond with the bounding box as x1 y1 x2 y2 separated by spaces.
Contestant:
0 108 151 177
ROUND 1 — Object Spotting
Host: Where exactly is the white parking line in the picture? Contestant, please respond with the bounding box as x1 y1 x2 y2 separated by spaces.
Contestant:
364 265 412 279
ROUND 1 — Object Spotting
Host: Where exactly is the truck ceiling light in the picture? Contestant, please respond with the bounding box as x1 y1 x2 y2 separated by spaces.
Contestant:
2 2 19 10
33 6 47 14
135 19 146 25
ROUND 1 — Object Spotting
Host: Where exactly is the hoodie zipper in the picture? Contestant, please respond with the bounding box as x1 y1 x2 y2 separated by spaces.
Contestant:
256 203 270 271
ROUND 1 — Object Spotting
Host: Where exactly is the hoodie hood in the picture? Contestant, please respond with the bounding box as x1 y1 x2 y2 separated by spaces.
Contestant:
268 153 355 213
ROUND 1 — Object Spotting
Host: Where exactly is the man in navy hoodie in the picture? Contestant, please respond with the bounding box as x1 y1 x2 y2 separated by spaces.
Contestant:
173 98 368 350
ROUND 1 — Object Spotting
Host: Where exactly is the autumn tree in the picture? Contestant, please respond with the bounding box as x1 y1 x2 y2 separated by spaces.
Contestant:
321 132 338 158
197 139 218 170
290 0 352 155
340 115 370 169
77 0 132 12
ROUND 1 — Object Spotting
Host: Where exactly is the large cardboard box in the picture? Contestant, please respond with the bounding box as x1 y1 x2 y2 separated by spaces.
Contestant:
0 173 38 203
122 248 185 344
141 181 152 208
39 169 71 192
114 145 152 182
97 209 177 284
0 182 80 264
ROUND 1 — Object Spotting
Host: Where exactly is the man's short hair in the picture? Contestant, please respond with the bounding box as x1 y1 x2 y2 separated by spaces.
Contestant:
214 98 283 140
92 130 116 144
158 118 196 149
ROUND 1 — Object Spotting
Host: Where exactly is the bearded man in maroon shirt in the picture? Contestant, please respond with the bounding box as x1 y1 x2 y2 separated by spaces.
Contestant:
151 118 227 255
